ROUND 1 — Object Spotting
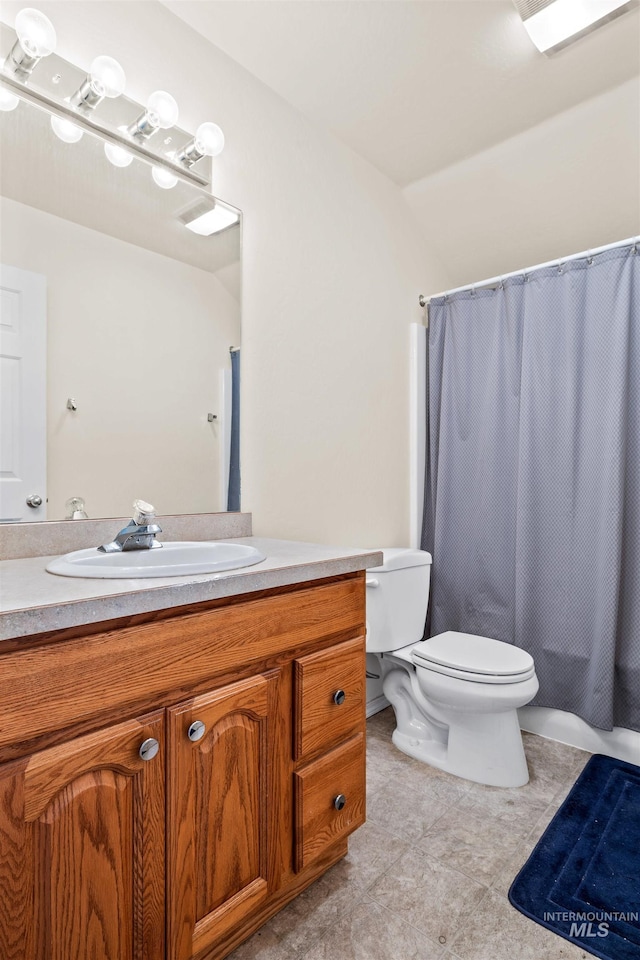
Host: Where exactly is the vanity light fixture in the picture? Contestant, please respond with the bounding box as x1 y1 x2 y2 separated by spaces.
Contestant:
513 0 636 53
177 121 224 167
0 13 217 188
70 55 126 111
180 198 239 236
6 7 56 79
127 90 179 140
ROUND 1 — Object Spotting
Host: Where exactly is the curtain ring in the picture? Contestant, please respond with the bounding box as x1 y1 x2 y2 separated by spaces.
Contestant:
587 256 594 265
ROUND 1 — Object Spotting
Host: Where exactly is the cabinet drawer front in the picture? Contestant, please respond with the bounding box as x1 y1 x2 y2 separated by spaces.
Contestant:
294 734 365 872
0 576 364 758
294 636 365 759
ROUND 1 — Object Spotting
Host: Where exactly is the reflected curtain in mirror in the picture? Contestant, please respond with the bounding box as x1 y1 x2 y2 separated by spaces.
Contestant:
227 347 241 512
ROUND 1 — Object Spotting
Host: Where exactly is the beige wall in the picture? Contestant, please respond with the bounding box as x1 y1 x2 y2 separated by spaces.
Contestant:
1 0 450 547
1 197 239 520
404 79 640 290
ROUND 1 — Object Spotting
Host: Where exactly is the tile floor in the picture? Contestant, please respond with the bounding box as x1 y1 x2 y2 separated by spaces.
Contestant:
229 708 594 960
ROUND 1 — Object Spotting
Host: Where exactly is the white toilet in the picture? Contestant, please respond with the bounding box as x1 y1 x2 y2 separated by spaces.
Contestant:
367 548 539 787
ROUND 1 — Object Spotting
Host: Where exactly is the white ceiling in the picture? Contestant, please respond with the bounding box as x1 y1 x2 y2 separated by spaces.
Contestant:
162 0 640 188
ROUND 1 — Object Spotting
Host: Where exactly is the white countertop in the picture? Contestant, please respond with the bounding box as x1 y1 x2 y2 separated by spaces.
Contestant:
0 537 382 641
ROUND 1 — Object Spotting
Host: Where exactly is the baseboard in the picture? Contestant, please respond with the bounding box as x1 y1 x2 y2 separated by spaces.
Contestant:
519 705 640 765
366 694 390 718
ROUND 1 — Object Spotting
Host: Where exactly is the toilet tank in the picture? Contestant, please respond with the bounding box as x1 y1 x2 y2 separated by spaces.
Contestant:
366 548 432 653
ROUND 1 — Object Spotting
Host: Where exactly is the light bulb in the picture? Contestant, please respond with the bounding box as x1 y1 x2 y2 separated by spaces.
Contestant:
50 112 83 144
194 121 224 157
15 7 57 58
0 87 20 111
127 90 179 140
104 142 133 167
146 90 179 130
7 7 56 77
152 165 178 189
71 55 126 111
89 55 126 99
177 121 225 167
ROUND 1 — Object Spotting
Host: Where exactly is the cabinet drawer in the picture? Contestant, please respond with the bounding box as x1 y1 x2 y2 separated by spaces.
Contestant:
294 733 365 872
0 577 364 757
294 636 365 759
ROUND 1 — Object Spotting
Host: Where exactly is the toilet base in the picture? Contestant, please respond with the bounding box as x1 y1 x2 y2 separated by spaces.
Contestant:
391 707 530 788
380 657 536 788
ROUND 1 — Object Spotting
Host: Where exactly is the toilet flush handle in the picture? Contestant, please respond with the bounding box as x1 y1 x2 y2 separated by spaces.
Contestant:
366 578 379 588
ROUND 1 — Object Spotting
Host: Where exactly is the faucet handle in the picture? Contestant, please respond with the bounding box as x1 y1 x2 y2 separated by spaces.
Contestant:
133 499 156 524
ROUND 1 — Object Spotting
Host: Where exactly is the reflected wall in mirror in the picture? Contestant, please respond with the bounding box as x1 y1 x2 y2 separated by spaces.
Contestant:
0 79 241 522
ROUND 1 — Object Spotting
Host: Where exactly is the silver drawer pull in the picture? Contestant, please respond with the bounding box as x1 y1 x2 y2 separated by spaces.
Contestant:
366 578 379 588
187 720 206 742
333 794 347 811
333 689 346 706
139 738 159 762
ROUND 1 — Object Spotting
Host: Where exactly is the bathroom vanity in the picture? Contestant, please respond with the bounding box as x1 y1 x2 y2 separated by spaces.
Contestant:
0 526 379 960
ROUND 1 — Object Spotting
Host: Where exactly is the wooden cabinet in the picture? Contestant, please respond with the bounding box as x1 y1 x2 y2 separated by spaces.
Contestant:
294 734 365 872
294 636 366 759
0 573 366 960
167 673 280 960
0 711 165 960
293 638 367 872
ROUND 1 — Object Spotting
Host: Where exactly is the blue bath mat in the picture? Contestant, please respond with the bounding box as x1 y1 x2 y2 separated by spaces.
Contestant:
509 753 640 960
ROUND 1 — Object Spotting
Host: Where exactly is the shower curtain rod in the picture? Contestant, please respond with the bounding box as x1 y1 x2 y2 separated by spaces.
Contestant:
419 235 639 306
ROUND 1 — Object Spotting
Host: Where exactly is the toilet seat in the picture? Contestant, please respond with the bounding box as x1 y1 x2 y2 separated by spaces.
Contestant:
391 631 535 684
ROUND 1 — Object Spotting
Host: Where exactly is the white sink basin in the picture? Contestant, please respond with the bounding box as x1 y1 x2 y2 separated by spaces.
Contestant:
46 541 266 579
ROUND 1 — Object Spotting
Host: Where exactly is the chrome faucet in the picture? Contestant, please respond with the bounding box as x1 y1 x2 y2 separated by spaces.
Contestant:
98 500 163 553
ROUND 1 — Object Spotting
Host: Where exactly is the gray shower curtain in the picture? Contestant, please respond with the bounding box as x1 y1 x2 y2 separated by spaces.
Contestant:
422 243 640 732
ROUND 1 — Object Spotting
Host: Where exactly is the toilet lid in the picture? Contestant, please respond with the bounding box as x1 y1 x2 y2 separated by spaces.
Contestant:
411 631 534 678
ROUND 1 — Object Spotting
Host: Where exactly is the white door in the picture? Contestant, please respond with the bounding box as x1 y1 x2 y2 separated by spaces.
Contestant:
0 264 47 522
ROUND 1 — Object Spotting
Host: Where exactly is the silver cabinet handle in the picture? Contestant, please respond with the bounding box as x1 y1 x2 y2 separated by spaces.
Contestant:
366 578 379 588
333 794 347 811
26 494 43 508
333 689 346 705
139 738 159 762
187 720 206 742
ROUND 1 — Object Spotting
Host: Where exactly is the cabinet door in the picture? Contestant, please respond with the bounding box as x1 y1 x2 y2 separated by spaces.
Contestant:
167 673 278 960
0 710 165 960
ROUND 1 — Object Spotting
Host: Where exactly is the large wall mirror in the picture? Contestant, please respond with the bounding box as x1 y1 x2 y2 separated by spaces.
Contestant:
0 36 241 523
